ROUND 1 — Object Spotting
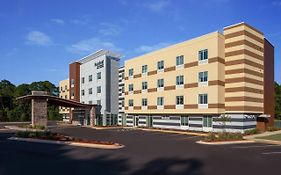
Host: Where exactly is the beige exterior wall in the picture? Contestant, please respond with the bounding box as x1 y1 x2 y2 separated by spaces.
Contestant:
224 23 264 113
59 79 70 114
124 32 225 115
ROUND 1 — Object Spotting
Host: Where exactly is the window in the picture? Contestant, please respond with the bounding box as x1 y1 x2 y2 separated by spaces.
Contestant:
97 86 101 93
81 90 85 96
142 98 147 106
176 55 184 66
97 72 101 80
128 84 134 92
181 116 189 126
142 81 148 90
65 95 67 99
128 99 134 107
65 85 67 90
199 94 208 104
129 68 134 77
142 65 148 74
157 97 164 106
97 100 101 105
157 79 164 88
121 72 124 79
71 89 74 97
176 96 184 105
199 71 208 82
203 116 212 127
89 101 92 105
157 60 164 70
81 77 85 84
60 87 63 91
121 86 124 93
176 75 184 85
198 49 208 61
71 79 75 85
89 88 93 95
89 75 93 82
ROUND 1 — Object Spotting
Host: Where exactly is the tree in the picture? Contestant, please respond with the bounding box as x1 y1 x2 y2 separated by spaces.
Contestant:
275 82 281 119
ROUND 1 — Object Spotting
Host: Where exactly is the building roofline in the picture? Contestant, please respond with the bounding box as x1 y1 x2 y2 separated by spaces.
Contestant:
76 49 122 64
224 22 264 35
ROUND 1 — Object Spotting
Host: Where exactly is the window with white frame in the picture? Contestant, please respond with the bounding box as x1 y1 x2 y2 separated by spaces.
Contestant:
129 68 134 77
176 75 184 85
128 99 134 107
157 60 164 70
142 65 148 74
199 94 208 104
97 86 101 93
88 88 93 95
157 79 164 88
157 97 164 106
176 96 184 105
198 71 208 82
142 98 147 106
128 84 134 92
198 49 208 61
142 81 148 90
97 72 101 80
181 116 189 126
176 55 184 66
203 116 212 127
89 75 93 82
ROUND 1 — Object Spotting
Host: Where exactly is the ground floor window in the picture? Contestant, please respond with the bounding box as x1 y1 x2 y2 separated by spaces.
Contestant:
203 116 212 127
181 116 188 126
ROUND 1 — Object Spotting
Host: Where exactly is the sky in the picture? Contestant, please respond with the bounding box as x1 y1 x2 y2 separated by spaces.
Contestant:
0 0 281 86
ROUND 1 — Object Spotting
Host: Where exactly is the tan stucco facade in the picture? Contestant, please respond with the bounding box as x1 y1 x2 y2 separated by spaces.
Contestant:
59 79 70 114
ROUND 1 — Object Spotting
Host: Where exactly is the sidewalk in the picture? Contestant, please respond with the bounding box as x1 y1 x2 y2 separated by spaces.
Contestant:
244 130 281 145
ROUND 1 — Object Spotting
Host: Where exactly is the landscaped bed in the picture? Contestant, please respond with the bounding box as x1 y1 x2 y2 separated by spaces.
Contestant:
256 133 281 141
203 132 244 142
15 131 121 146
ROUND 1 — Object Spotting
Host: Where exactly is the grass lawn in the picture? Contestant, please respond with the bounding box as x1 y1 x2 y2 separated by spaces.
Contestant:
257 134 281 141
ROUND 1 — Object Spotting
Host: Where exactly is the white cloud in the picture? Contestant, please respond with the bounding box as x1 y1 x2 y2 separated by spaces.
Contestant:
98 23 121 36
135 42 173 54
25 31 52 46
67 37 121 55
143 0 170 12
272 1 281 6
51 18 65 25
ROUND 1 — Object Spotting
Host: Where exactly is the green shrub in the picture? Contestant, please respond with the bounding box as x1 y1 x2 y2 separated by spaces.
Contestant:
244 128 260 135
267 127 280 132
203 132 243 142
16 131 54 139
204 132 217 142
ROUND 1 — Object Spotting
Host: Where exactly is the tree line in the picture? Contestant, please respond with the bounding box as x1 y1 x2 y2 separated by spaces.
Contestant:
0 80 60 122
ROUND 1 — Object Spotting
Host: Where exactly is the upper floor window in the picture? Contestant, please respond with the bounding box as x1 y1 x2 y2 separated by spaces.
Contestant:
65 95 67 99
157 97 164 106
71 79 75 85
128 84 134 92
198 49 208 61
60 87 63 91
89 88 93 95
142 65 148 74
176 55 184 66
97 100 101 105
71 89 74 97
81 77 85 84
121 72 124 79
97 72 101 80
199 71 208 82
199 94 208 104
89 75 93 82
81 89 85 96
128 99 134 107
157 79 164 88
142 98 148 106
88 101 92 105
97 86 101 93
157 60 164 70
176 96 184 105
65 85 67 90
129 68 134 77
142 81 148 90
176 75 184 85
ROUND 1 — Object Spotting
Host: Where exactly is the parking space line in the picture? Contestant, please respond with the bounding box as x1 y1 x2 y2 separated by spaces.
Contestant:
232 145 280 149
261 152 281 155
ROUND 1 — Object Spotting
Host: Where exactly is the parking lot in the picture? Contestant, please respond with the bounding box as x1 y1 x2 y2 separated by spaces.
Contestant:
0 126 281 175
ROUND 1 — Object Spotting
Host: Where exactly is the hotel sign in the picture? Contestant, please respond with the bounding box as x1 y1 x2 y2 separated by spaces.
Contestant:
95 60 104 69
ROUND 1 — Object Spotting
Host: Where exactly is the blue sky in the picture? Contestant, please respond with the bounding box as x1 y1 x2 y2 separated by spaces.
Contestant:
0 0 280 86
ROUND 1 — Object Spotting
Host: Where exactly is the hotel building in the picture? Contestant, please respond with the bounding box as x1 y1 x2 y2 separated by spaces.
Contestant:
118 66 126 125
59 78 70 121
123 22 274 132
69 50 121 126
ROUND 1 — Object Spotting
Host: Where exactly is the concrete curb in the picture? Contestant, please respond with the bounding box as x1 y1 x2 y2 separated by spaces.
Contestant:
138 128 207 136
196 140 255 145
8 137 125 150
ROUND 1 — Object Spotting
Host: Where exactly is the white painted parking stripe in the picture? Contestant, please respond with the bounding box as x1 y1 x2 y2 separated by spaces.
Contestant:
233 145 280 149
262 152 281 155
